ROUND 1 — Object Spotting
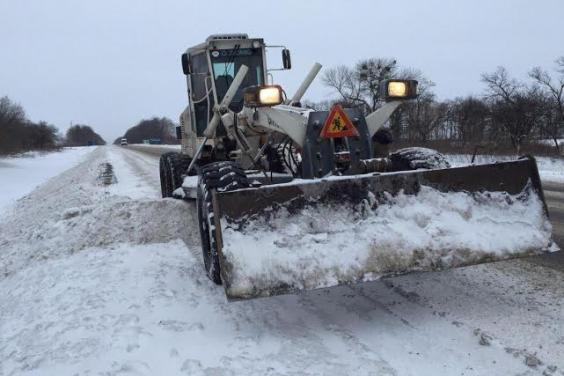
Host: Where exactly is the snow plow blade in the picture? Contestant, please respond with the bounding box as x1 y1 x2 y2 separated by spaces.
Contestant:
213 157 553 300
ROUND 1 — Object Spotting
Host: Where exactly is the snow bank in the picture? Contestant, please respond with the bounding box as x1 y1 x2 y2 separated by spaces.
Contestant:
0 146 197 278
222 185 553 298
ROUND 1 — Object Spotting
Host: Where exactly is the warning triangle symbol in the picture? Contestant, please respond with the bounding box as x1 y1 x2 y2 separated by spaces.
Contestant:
319 104 359 138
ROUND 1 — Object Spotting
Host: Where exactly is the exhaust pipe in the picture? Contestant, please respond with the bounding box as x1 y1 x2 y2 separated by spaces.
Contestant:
289 62 322 106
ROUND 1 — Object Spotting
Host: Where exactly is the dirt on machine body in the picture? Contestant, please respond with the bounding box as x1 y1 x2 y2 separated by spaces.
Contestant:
159 33 555 300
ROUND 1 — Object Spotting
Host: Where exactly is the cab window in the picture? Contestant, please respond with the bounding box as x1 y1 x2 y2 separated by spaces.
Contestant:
210 48 264 110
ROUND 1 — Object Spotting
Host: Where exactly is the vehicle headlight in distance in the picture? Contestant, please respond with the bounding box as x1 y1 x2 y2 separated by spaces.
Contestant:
381 79 418 101
244 85 284 107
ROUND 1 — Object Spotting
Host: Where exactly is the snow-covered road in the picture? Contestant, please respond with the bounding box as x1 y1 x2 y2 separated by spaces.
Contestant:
1 146 563 375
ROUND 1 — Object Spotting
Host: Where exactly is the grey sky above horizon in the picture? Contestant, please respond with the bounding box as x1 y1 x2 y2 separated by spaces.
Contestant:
1 0 563 143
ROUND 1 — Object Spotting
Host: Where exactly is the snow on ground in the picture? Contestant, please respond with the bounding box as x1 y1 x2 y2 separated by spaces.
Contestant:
1 145 564 375
445 154 564 184
537 138 564 150
0 146 196 279
0 147 95 214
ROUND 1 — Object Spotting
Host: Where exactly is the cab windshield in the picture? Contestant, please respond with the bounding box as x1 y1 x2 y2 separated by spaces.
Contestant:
210 48 264 109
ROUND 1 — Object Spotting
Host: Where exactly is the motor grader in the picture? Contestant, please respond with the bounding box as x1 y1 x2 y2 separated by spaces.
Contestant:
160 34 553 300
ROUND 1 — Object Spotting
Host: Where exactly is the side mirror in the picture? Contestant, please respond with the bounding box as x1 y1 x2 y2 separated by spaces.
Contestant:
282 49 291 70
181 53 191 75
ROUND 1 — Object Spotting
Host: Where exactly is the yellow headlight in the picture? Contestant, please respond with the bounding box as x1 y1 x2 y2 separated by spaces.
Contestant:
244 85 284 107
259 87 282 105
388 81 408 97
380 79 418 102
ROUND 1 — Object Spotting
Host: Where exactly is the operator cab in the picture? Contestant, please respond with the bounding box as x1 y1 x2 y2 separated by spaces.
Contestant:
181 34 268 136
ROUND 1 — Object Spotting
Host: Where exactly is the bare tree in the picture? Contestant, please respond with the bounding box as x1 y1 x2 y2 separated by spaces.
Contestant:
0 97 60 154
322 65 367 110
0 97 28 154
0 96 26 126
402 99 448 142
481 67 543 153
121 117 178 144
321 58 437 146
66 125 106 146
529 57 564 152
481 66 521 103
322 58 401 113
301 99 332 111
452 96 490 145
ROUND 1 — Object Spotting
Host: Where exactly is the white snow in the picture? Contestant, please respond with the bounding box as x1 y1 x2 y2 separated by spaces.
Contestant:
6 239 557 376
181 174 199 189
221 185 553 299
0 147 95 214
537 138 564 149
1 145 563 375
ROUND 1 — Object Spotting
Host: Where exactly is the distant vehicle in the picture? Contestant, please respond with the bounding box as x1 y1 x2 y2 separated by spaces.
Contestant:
120 138 128 146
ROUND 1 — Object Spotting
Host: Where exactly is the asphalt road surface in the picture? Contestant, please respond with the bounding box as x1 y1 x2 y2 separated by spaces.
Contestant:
126 144 564 270
529 180 564 272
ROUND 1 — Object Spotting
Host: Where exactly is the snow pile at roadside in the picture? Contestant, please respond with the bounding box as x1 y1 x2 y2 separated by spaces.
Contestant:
0 147 94 213
221 185 553 298
0 147 196 278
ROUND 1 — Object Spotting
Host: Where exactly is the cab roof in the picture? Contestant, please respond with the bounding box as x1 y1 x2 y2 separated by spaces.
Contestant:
186 34 264 56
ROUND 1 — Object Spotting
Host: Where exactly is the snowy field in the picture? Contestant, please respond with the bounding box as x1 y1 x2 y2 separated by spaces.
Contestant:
0 147 95 212
1 146 563 375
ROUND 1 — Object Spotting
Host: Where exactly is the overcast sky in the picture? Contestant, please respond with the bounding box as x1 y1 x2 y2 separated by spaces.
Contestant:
1 0 563 142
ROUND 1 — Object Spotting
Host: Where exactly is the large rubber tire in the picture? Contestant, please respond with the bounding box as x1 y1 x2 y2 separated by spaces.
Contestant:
159 152 194 198
197 161 249 284
390 147 451 171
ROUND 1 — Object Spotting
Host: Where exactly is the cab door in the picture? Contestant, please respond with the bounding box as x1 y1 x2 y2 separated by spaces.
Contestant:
188 52 215 137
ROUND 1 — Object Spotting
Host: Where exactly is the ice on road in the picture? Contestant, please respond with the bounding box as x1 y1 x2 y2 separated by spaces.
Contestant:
1 146 563 375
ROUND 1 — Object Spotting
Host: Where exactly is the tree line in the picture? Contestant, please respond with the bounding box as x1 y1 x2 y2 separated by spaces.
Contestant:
0 96 107 155
313 57 564 154
0 95 177 155
0 96 60 155
114 117 178 145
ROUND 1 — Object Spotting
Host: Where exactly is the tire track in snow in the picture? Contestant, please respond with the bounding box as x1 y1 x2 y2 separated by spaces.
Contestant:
111 146 162 195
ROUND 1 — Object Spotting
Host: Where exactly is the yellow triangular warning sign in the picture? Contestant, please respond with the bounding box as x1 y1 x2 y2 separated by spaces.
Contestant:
320 104 359 138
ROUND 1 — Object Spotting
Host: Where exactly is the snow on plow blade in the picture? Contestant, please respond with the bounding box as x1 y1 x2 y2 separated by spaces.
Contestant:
213 157 553 300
